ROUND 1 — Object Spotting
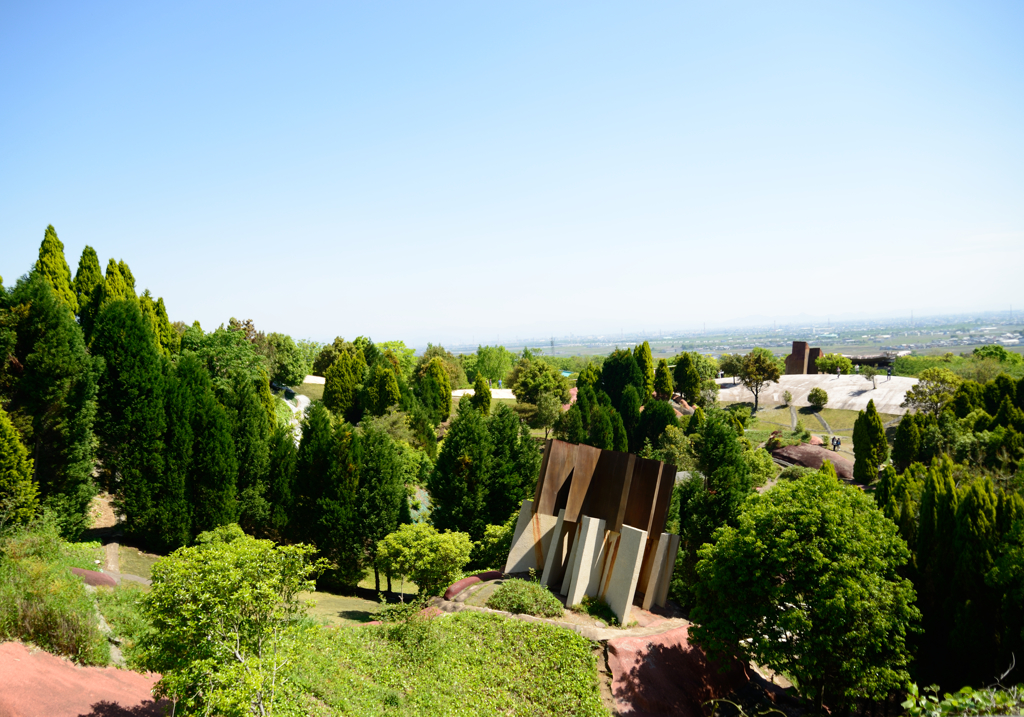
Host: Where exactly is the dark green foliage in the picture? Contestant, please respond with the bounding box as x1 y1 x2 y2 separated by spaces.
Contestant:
414 343 468 389
738 349 781 412
264 425 296 536
92 299 167 541
181 325 269 394
507 357 571 407
117 260 136 296
599 349 644 412
486 405 540 526
892 414 921 472
610 410 628 452
101 259 131 305
226 373 271 535
323 350 364 422
34 225 77 314
853 399 888 483
359 424 406 591
6 275 100 536
674 353 701 405
157 356 199 550
576 362 600 390
587 406 614 450
428 400 492 541
470 373 491 414
807 386 828 408
72 245 103 340
619 385 641 452
187 376 239 536
637 399 679 450
486 578 563 618
654 359 673 399
952 380 986 418
374 366 402 416
685 405 706 436
293 403 363 587
554 403 587 444
261 332 305 386
0 406 38 525
416 357 452 424
633 341 655 399
691 472 918 711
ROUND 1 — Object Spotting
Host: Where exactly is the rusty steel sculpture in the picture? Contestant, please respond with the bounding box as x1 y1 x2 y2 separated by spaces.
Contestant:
504 439 679 625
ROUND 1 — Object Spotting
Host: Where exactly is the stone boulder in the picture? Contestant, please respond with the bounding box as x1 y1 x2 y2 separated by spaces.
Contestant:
771 444 854 481
70 568 117 588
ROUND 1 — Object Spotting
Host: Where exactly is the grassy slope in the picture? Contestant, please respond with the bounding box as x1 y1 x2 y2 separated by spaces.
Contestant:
289 611 607 716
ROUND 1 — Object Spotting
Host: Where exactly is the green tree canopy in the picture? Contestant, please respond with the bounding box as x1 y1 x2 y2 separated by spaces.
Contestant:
633 341 655 399
816 353 854 375
508 357 571 407
470 372 492 414
902 368 962 415
475 345 516 383
72 245 103 338
654 359 673 399
600 349 644 412
486 404 541 525
34 225 77 314
416 356 452 424
427 399 492 541
358 424 406 591
739 348 781 412
852 399 889 484
376 522 472 597
637 400 679 450
691 471 918 712
0 405 39 526
808 386 828 409
673 353 702 405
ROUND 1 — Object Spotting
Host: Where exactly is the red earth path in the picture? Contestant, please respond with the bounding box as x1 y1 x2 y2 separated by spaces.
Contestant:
0 641 168 717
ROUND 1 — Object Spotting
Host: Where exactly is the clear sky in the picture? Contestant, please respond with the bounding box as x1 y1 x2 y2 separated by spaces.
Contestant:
2 1 1022 346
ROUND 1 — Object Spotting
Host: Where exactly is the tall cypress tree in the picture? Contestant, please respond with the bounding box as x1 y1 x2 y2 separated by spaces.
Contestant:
323 351 362 419
610 410 629 452
428 399 492 541
620 385 642 453
117 260 137 297
154 297 179 354
73 246 103 339
0 405 39 525
418 356 452 423
892 414 921 473
470 372 491 414
674 353 702 406
600 349 644 411
189 382 239 535
265 425 296 537
853 399 889 483
227 373 271 535
486 404 540 525
375 366 402 415
34 225 77 314
102 259 130 305
555 403 587 444
633 341 655 399
158 355 198 550
92 299 166 540
359 424 405 591
588 406 614 450
654 358 674 399
8 274 101 536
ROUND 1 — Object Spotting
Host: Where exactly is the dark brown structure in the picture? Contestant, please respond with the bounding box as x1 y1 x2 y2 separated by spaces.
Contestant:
785 341 822 375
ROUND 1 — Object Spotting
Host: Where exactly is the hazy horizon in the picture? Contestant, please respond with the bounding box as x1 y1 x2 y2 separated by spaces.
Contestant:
3 2 1022 346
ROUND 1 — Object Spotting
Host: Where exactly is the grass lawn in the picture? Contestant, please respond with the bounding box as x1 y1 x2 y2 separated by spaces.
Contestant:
119 545 161 580
287 611 607 716
300 590 383 626
797 407 898 432
292 382 324 402
451 394 517 415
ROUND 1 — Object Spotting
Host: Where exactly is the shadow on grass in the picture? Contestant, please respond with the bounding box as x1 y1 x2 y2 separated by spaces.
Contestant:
79 700 171 716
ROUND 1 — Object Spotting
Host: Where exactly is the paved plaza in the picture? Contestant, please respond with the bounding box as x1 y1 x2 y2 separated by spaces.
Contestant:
716 373 918 414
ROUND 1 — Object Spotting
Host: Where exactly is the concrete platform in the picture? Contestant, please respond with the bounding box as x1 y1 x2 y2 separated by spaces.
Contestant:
716 374 918 415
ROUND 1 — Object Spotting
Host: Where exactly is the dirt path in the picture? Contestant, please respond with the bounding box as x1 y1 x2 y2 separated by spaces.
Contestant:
789 405 797 430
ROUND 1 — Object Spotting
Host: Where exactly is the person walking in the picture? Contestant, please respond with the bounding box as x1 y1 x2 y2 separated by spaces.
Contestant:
836 436 842 452
836 367 841 379
886 366 892 381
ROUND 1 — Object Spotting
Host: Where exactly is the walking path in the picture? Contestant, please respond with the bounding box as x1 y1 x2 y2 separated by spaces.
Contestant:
452 388 516 399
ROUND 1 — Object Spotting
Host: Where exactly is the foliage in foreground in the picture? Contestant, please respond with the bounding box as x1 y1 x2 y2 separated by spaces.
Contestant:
486 577 564 618
691 471 919 713
0 518 108 665
902 681 1024 717
289 611 607 716
376 522 472 597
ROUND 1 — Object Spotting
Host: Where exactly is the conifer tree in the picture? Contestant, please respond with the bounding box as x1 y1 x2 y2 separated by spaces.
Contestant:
158 354 199 550
102 259 131 305
73 245 103 334
227 373 271 535
588 406 614 450
7 274 101 536
190 387 240 535
323 351 362 419
34 225 77 313
265 425 296 537
92 299 166 540
610 410 628 452
686 405 706 436
359 424 406 591
428 400 492 541
555 403 587 444
674 353 702 405
654 358 673 399
375 366 402 415
486 404 540 524
117 260 137 297
619 385 641 453
470 372 491 414
154 297 179 354
853 399 889 483
638 399 679 449
577 363 600 390
892 414 921 473
0 405 39 525
600 349 644 411
633 341 655 399
418 356 452 423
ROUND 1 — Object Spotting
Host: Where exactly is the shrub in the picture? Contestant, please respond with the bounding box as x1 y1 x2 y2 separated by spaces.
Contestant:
782 390 793 405
486 578 564 618
0 520 109 665
471 511 518 571
808 387 828 409
778 465 816 481
569 595 618 626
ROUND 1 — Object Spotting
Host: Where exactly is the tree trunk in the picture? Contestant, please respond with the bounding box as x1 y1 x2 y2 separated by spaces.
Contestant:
374 566 380 593
386 573 392 594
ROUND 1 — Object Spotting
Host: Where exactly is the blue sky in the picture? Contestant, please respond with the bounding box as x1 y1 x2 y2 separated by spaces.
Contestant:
2 1 1022 346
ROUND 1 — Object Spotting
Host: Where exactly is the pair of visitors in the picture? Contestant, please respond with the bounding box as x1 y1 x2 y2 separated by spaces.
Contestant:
830 436 842 452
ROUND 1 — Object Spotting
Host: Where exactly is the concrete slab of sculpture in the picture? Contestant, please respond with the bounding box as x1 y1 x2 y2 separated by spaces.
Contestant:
504 439 681 624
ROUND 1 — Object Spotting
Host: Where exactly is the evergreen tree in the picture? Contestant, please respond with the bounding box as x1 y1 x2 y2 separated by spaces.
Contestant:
0 405 39 525
102 259 131 305
486 404 540 524
686 405 706 436
359 424 405 591
91 299 166 541
674 353 702 405
323 350 362 420
34 225 77 314
73 245 103 338
154 297 179 355
264 425 296 537
226 373 271 535
418 356 452 423
619 385 642 453
638 399 679 449
6 275 101 536
375 366 402 415
159 355 198 550
610 410 629 452
892 414 921 473
600 349 644 411
555 403 587 444
428 400 492 541
577 363 600 390
853 399 889 483
587 406 614 450
633 341 655 399
117 259 136 297
470 372 491 414
654 358 674 399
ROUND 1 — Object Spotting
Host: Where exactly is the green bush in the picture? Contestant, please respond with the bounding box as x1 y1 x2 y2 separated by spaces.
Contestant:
486 578 564 618
0 520 109 665
808 387 828 409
